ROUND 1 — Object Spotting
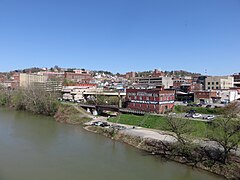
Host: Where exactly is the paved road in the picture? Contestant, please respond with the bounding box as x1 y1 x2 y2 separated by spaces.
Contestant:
85 118 240 157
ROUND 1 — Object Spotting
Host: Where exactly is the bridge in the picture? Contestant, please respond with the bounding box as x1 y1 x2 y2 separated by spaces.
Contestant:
78 104 146 115
82 91 126 96
82 91 126 108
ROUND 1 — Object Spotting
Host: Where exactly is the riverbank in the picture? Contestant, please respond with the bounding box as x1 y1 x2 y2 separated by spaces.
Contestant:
83 119 240 179
0 107 222 180
1 96 239 179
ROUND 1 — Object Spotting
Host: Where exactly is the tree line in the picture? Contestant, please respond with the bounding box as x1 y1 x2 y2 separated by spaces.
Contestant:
0 85 60 116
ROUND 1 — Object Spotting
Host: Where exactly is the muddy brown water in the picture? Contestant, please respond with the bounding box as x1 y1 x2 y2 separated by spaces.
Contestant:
0 108 223 180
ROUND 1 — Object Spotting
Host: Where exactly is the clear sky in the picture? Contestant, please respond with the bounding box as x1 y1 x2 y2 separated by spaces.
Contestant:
0 0 239 75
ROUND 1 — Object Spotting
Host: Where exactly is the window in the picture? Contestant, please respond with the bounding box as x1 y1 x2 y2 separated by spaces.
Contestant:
216 87 219 89
208 87 210 89
212 82 214 85
216 82 219 85
208 82 210 85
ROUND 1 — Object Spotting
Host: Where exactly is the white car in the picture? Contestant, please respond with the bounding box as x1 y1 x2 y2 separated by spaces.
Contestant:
192 113 202 118
203 115 215 120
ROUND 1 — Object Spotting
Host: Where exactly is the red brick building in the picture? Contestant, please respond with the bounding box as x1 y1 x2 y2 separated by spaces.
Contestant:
194 90 220 104
64 71 92 84
126 88 175 114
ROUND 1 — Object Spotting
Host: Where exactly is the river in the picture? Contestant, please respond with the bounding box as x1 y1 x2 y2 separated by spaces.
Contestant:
0 108 223 180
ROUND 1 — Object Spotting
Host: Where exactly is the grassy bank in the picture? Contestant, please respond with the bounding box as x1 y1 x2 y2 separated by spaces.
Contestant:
174 105 223 115
84 124 240 179
109 114 211 138
54 104 91 124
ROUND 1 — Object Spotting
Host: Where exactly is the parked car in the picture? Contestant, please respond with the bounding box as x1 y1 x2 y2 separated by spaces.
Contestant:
192 113 202 118
111 125 126 130
99 122 110 127
203 115 215 120
185 113 193 118
206 105 211 108
186 109 196 114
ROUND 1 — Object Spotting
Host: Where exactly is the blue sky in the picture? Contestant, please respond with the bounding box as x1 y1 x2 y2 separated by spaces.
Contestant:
0 0 239 75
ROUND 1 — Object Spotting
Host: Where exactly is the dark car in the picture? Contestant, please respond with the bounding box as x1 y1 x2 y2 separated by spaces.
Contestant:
186 109 196 114
185 113 192 118
99 122 109 127
206 105 211 108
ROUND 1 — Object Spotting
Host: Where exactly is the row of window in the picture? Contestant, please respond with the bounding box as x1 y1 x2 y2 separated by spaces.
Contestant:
128 95 174 101
130 103 170 110
207 82 219 85
207 86 219 89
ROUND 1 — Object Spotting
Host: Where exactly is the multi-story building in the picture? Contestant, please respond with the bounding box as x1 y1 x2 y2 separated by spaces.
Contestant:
38 71 65 81
136 76 173 89
126 87 175 114
20 73 48 87
19 73 62 91
64 71 92 84
205 76 234 90
195 75 207 90
233 73 240 87
194 90 220 104
125 72 136 80
180 83 203 93
62 84 98 101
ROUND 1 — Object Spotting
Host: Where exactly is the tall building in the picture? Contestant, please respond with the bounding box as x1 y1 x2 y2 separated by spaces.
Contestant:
20 73 48 87
205 76 234 90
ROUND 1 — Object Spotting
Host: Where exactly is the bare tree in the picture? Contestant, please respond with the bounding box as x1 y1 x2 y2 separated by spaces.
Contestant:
164 115 193 145
207 115 240 164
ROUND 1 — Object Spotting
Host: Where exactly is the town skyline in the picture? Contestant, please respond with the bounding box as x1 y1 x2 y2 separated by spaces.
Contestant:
0 65 238 77
1 0 239 75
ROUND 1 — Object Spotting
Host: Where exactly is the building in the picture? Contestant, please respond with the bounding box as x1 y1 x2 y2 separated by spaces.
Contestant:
125 72 136 80
136 76 173 89
19 73 62 91
195 76 207 90
180 83 203 93
233 73 240 87
126 87 175 114
19 73 48 87
217 89 240 103
62 84 98 101
152 69 165 77
194 90 219 104
38 71 65 81
205 76 234 90
64 71 92 84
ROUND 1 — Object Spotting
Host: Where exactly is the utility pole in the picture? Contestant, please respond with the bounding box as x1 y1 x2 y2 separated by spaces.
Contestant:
118 90 122 108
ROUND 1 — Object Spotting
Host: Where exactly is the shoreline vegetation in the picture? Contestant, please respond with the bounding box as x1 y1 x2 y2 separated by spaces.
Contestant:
0 88 239 179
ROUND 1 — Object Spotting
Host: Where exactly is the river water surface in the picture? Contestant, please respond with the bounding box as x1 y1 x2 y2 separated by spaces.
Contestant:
0 108 223 180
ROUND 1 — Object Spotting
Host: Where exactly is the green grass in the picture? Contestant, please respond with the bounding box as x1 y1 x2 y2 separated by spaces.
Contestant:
109 114 168 129
109 114 209 138
174 105 223 115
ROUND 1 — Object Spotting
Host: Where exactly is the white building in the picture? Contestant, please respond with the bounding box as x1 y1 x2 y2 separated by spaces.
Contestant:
137 76 173 89
205 76 234 90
